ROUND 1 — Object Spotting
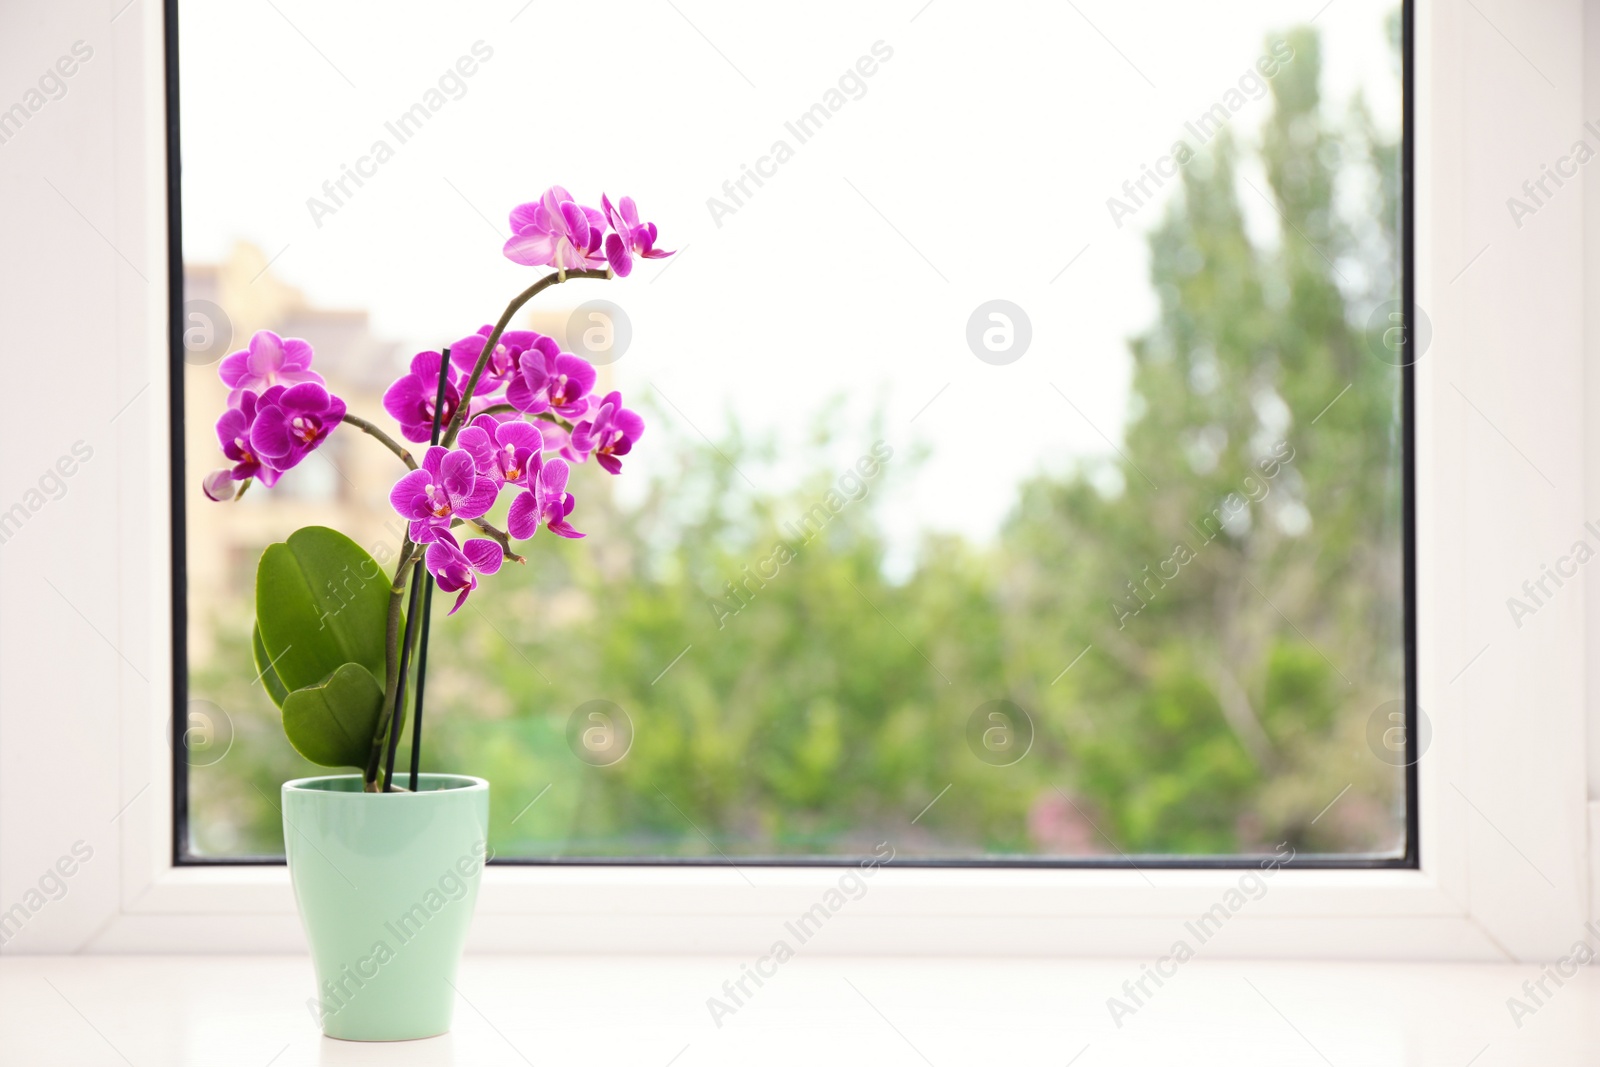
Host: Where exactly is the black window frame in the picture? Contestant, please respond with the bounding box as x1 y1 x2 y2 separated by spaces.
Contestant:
167 0 1419 870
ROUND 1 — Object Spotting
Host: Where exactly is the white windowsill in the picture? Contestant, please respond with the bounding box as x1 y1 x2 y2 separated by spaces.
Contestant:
92 861 1487 957
3 954 1594 1065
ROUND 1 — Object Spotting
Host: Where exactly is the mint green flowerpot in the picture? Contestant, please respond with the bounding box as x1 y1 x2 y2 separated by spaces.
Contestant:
282 774 489 1041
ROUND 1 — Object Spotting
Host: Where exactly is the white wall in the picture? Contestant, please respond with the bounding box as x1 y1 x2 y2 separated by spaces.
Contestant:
0 0 162 952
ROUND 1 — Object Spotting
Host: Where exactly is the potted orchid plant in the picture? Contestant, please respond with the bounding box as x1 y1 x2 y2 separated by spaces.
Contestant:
200 186 668 1041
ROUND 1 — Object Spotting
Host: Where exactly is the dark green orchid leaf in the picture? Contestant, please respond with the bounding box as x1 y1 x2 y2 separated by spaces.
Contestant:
281 662 384 768
255 526 389 700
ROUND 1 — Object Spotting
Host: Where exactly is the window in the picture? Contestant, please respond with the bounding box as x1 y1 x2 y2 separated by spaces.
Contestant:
174 0 1412 866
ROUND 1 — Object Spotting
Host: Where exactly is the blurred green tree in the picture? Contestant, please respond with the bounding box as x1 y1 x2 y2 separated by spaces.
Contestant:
1003 22 1405 854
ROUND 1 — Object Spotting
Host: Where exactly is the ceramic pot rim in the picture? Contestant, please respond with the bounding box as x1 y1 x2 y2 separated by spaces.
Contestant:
282 773 488 796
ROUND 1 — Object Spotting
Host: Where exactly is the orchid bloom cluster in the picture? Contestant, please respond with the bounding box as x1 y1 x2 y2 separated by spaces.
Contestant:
202 186 668 616
504 185 671 277
201 331 345 503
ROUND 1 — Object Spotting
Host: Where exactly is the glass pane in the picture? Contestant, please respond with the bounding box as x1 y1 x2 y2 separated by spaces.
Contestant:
179 0 1408 861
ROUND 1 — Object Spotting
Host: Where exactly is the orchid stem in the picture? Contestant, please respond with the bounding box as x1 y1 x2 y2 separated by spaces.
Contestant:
383 559 426 791
454 517 525 563
365 540 416 790
441 267 611 448
398 346 453 791
407 574 436 793
534 411 576 433
342 413 416 470
478 405 575 436
340 405 419 787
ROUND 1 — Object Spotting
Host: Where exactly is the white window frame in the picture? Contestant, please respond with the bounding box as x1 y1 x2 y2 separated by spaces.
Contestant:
1 0 1591 959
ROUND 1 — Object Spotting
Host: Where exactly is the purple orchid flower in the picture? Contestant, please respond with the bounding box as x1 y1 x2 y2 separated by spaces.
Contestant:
383 350 466 443
202 390 282 501
503 186 607 272
425 530 503 615
248 383 345 472
457 414 544 490
505 343 596 419
570 391 644 475
389 445 499 544
218 330 323 407
507 458 583 540
601 195 673 278
448 327 558 397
